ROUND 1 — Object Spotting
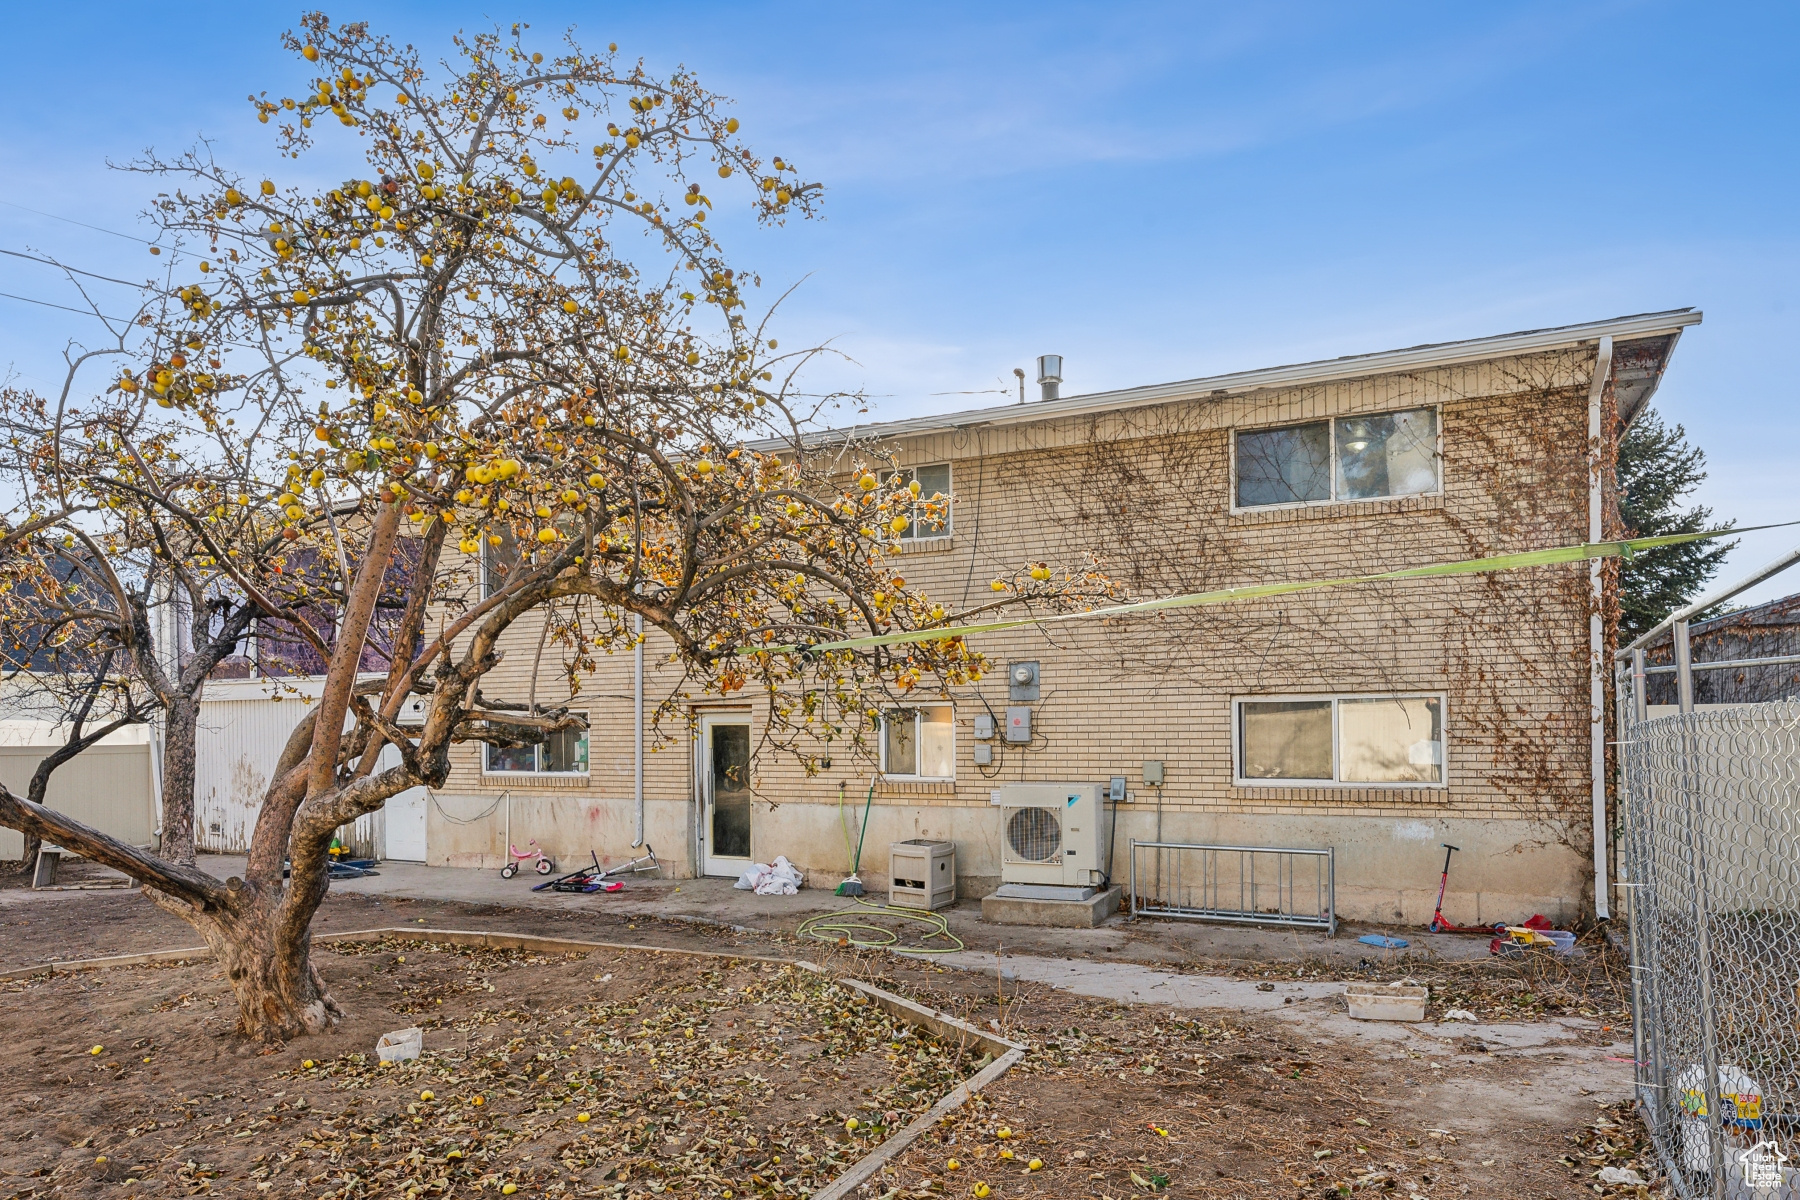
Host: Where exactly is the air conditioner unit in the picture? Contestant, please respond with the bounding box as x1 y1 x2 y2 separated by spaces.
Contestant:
991 783 1105 889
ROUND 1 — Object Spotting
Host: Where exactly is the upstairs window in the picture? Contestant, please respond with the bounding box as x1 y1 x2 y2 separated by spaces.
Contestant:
1235 408 1438 508
879 464 953 539
481 525 522 598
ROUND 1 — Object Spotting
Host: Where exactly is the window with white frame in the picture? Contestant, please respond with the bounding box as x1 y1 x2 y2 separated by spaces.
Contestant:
1234 695 1444 786
485 717 590 776
882 705 954 779
1234 407 1439 509
878 463 952 539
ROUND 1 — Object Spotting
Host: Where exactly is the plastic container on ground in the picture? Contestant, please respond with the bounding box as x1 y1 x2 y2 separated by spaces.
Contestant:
1542 930 1575 956
1674 1061 1764 1173
1344 982 1429 1022
889 839 956 910
376 1027 422 1063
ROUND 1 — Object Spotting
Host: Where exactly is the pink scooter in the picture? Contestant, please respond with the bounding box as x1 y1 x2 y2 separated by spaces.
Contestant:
500 840 555 879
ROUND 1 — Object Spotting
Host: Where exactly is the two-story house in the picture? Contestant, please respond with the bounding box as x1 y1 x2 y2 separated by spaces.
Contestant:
423 309 1700 925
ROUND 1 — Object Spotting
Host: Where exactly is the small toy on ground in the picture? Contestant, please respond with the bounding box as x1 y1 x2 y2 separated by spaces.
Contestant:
533 852 623 893
1426 843 1501 935
500 840 554 879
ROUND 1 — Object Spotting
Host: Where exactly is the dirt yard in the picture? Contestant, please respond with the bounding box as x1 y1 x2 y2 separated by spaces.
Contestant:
0 887 1663 1199
0 933 980 1198
851 952 1655 1200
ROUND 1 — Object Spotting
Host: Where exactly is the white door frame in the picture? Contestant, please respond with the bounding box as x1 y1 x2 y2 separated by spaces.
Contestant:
697 713 753 877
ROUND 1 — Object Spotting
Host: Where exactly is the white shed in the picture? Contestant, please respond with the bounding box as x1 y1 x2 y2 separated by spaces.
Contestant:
0 721 158 860
195 677 428 860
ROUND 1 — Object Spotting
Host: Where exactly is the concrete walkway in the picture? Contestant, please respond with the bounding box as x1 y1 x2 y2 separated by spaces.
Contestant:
935 948 1344 1010
197 854 1500 967
193 856 1606 1065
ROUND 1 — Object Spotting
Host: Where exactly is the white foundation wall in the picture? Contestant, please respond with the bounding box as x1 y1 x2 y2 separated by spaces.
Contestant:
410 782 1583 926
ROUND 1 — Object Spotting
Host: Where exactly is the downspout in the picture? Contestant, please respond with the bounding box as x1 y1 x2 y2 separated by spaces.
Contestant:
148 578 173 844
1587 335 1614 920
632 613 645 848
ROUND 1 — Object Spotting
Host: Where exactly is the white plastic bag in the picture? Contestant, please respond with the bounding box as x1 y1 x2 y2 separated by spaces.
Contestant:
760 856 802 895
733 856 803 896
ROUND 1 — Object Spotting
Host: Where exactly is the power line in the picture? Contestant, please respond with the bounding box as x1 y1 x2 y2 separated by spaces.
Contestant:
0 247 147 289
0 290 130 323
0 198 157 247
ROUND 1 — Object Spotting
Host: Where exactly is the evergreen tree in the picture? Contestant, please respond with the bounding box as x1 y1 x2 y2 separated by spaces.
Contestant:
1615 406 1735 639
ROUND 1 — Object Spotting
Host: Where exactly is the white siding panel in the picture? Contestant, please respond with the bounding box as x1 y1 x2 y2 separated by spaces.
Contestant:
0 744 155 860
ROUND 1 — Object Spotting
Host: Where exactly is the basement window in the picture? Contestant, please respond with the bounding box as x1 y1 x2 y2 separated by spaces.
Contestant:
879 463 953 539
1234 407 1439 508
1234 695 1444 787
484 717 590 776
882 704 955 780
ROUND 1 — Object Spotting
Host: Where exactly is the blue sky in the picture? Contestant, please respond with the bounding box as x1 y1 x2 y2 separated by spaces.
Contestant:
1 2 1794 602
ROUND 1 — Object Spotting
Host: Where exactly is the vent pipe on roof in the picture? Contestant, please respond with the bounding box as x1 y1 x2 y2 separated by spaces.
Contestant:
1036 354 1063 401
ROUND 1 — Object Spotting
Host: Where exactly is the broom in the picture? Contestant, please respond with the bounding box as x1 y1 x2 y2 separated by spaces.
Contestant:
836 779 876 897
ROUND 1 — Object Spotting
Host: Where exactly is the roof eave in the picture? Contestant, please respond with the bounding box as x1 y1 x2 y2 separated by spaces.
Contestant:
768 308 1701 450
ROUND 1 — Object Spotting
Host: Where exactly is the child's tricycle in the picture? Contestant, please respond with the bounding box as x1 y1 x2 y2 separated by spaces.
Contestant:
500 840 555 879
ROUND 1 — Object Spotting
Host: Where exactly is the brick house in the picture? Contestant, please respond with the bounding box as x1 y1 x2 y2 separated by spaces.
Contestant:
424 309 1700 925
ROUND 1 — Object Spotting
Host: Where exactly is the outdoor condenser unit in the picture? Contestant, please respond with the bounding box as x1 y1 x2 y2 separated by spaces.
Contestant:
992 783 1105 889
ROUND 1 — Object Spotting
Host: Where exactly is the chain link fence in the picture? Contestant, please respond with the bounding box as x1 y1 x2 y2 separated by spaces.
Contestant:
1620 701 1800 1198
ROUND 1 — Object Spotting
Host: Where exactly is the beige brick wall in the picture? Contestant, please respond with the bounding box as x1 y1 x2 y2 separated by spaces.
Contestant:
428 346 1603 922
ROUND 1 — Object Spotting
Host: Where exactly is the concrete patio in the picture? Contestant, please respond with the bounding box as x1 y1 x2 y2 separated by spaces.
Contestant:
194 853 1501 968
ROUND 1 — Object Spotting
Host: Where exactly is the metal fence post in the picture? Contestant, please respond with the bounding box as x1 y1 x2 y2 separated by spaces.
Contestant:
1623 647 1663 1121
1617 661 1648 1106
1673 623 1726 1195
1631 648 1648 725
1127 838 1138 919
1326 847 1336 936
1673 620 1695 715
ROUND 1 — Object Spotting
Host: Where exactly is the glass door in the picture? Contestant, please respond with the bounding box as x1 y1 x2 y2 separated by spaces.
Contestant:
699 715 752 877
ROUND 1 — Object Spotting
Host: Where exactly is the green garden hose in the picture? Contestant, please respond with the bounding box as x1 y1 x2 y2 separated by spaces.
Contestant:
796 896 966 954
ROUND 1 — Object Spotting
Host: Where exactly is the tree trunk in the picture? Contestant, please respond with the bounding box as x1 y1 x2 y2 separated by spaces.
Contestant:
160 700 199 867
173 891 345 1041
0 779 346 1042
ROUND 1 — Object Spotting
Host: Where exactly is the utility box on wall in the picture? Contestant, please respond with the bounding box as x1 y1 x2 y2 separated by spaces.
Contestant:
890 839 956 910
